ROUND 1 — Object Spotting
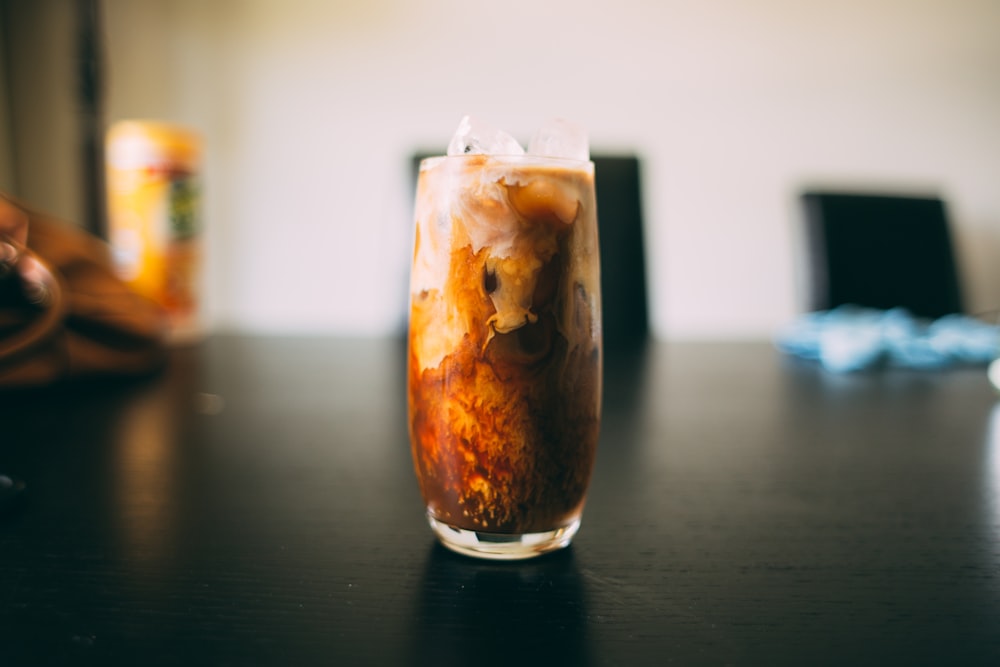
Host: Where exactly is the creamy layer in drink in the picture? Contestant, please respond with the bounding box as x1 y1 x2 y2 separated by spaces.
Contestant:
408 152 602 534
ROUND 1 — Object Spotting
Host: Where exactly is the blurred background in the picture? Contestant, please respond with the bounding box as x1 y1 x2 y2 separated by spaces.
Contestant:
0 0 997 340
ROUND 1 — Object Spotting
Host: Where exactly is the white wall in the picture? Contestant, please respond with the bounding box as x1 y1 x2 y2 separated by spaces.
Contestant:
3 0 81 220
31 0 1000 337
0 11 14 191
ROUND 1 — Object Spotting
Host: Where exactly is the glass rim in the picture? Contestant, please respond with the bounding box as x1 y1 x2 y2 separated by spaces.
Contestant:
419 153 594 171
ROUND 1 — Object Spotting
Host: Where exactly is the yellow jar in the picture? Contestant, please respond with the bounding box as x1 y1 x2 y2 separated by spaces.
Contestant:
106 121 203 343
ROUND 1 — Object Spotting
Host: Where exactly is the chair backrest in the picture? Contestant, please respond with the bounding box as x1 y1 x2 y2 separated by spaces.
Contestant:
800 191 963 319
410 153 649 350
591 155 648 349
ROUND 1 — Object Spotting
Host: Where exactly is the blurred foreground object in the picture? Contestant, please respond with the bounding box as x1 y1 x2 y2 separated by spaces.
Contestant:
106 121 204 343
801 192 963 320
0 195 167 387
989 358 1000 393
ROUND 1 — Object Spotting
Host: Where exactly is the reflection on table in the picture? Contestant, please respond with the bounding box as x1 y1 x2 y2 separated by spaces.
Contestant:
2 336 999 665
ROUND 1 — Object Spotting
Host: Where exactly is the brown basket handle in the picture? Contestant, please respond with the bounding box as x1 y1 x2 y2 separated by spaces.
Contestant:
0 239 67 364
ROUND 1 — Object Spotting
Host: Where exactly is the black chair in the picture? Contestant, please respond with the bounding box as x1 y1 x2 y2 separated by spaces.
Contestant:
591 155 648 349
410 153 649 351
800 191 964 319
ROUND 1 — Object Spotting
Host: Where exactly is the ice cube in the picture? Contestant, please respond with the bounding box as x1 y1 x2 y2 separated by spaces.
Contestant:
446 115 525 156
528 117 589 161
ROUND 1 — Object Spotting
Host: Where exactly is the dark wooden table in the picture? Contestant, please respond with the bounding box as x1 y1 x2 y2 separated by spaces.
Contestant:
2 336 999 665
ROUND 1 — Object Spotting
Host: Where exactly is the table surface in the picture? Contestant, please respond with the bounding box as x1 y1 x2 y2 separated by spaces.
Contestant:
2 336 1000 666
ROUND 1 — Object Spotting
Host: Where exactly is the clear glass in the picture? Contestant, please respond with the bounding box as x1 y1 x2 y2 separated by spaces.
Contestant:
990 311 1000 394
407 154 602 560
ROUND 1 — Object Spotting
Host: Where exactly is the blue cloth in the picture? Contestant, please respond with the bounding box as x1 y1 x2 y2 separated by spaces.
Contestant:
776 306 1000 373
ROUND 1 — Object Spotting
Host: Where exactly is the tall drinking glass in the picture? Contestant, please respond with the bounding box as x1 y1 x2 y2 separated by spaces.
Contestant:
408 153 602 560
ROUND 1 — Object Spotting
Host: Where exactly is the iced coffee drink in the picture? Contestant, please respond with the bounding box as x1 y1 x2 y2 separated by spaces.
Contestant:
408 117 602 559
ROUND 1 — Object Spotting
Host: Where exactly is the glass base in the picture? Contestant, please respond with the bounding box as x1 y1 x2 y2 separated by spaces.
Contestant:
427 514 580 560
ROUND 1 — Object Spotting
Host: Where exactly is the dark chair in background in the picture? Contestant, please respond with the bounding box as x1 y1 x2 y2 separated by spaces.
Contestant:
410 153 649 351
800 191 964 319
591 156 649 350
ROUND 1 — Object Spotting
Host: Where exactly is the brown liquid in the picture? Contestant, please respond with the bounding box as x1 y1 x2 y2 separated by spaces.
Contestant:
408 155 601 534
